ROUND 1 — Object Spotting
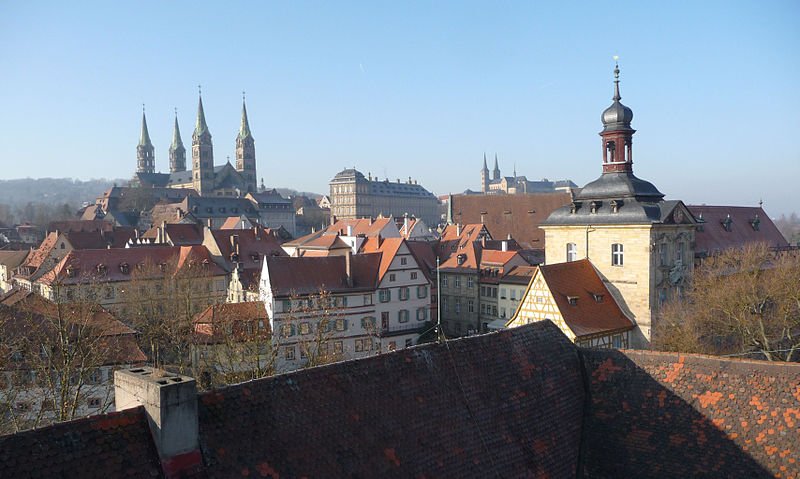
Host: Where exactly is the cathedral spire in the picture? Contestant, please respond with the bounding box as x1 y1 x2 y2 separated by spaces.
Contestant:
238 92 253 140
482 153 488 171
139 105 152 147
194 92 210 138
493 154 500 180
136 105 155 174
169 108 186 173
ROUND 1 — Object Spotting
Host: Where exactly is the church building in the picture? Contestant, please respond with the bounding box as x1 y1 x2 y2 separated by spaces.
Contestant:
133 93 257 197
540 63 696 348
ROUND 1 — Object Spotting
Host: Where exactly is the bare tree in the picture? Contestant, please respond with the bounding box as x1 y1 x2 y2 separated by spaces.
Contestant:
653 243 800 361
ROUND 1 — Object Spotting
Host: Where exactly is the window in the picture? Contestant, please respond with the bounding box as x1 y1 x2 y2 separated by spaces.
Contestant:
88 397 101 409
399 287 410 301
566 243 577 262
492 305 498 317
280 324 294 337
398 310 410 323
333 341 343 354
416 285 427 298
611 243 624 266
417 307 427 321
500 307 506 318
335 319 347 331
467 276 474 288
363 294 373 305
299 322 311 335
389 273 396 282
379 289 391 302
405 338 413 348
443 296 449 313
500 288 507 299
454 276 461 288
400 257 407 266
284 347 295 360
388 341 397 351
410 271 418 280
659 243 668 266
87 368 102 385
361 316 376 331
612 335 623 348
481 303 487 314
441 275 448 287
455 299 461 314
492 288 497 299
468 300 474 313
676 242 685 263
510 289 517 301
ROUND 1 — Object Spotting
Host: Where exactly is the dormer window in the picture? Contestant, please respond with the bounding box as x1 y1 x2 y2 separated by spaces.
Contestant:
66 266 77 278
592 293 604 303
721 214 733 232
119 262 130 274
567 296 579 306
750 215 760 231
456 254 466 265
570 202 581 214
590 201 600 214
95 264 107 276
610 199 622 213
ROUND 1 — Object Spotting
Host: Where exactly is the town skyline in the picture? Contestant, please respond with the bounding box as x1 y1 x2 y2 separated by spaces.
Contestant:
1 1 798 216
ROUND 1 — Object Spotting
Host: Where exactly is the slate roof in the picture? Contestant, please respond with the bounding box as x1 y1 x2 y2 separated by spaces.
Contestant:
0 406 163 478
210 228 286 270
197 321 585 479
450 192 571 248
263 253 381 296
532 259 635 338
688 205 789 256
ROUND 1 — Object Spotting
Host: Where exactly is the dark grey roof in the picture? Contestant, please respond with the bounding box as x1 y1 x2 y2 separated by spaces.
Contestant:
543 199 668 226
331 168 367 182
368 179 435 198
575 172 664 202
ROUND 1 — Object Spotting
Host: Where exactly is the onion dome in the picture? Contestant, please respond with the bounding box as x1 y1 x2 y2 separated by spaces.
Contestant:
601 63 634 132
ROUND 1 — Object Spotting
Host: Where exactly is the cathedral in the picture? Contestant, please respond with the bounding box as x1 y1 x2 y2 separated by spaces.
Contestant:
133 93 257 197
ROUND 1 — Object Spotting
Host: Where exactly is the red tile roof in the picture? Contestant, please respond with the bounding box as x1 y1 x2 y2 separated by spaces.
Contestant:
210 228 286 270
263 253 381 296
450 192 571 248
193 301 270 343
360 236 405 281
501 265 538 285
328 217 396 237
537 259 634 338
196 321 585 478
582 349 800 478
22 231 59 270
142 223 204 245
688 205 789 256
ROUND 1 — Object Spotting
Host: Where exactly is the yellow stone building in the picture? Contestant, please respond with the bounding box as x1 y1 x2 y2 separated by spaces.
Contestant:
539 64 695 348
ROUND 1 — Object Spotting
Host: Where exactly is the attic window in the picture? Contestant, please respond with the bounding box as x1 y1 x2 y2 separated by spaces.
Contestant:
590 201 600 214
721 214 733 232
119 262 130 274
251 253 260 263
750 215 760 231
610 200 621 213
592 293 604 303
219 207 226 213
456 254 466 265
96 264 107 276
567 296 579 306
232 208 239 213
66 266 78 278
158 262 167 272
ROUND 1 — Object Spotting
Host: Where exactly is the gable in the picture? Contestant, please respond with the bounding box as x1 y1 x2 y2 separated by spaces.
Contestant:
508 271 575 341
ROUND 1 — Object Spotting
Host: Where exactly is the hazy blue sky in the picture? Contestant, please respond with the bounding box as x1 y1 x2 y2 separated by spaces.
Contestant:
1 1 798 215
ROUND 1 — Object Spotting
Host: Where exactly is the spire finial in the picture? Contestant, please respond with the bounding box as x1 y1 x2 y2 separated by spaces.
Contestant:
612 55 621 101
242 90 246 102
174 107 178 117
142 103 145 114
198 84 202 97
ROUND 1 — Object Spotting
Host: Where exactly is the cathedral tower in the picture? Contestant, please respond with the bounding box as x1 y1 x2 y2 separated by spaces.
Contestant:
492 154 501 180
136 107 155 174
192 92 214 196
235 94 257 193
169 110 186 173
480 153 490 193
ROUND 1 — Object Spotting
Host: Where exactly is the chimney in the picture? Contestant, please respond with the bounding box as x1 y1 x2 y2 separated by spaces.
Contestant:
481 236 486 248
206 218 213 229
456 223 462 236
345 249 353 287
114 367 202 478
403 213 409 235
331 215 337 226
346 225 353 236
231 234 240 255
501 240 508 252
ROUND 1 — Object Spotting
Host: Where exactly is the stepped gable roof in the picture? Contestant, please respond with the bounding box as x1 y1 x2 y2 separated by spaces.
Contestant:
688 205 789 255
450 192 571 248
536 259 634 338
581 349 799 478
197 321 585 479
0 406 163 478
264 253 381 296
210 228 286 268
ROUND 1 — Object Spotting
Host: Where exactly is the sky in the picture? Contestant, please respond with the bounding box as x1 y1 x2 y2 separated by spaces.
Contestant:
1 1 798 216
